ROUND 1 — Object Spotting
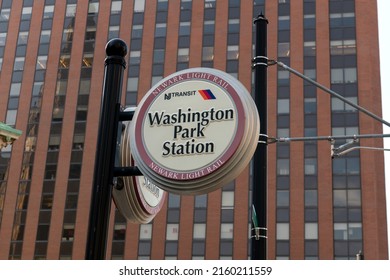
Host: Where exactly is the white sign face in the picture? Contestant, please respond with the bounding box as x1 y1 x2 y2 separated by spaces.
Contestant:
133 69 245 180
130 67 259 195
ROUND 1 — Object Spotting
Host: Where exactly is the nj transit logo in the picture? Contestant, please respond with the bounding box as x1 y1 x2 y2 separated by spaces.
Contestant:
164 89 216 100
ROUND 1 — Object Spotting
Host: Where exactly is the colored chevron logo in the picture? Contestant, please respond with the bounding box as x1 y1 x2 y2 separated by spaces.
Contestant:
198 89 216 100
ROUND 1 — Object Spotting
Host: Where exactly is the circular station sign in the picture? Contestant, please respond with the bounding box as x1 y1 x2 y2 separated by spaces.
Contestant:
130 68 259 195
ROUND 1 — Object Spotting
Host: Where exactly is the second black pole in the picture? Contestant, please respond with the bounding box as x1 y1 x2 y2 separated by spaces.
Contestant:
251 13 268 260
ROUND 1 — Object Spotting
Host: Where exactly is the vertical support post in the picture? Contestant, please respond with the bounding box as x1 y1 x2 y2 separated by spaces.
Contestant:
251 14 268 260
86 39 127 260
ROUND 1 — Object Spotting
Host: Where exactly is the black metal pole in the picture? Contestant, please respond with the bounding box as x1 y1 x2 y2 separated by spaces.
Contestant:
251 14 268 260
86 38 127 260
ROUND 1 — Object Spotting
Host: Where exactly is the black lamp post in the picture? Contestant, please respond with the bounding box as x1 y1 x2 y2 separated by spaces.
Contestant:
251 13 268 260
86 38 127 260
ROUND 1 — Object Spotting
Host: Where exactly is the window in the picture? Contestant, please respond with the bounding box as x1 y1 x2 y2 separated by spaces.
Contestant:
305 190 317 207
36 56 47 69
304 69 316 80
221 191 234 209
277 190 289 207
277 159 289 175
220 224 233 239
0 9 10 21
21 7 32 20
330 40 356 55
13 57 25 71
132 25 143 38
40 30 51 44
276 223 289 240
277 99 290 114
153 49 165 63
82 54 93 67
17 32 29 45
155 23 166 37
278 16 290 30
134 0 145 12
108 26 120 39
111 1 122 14
177 48 189 62
277 128 289 138
66 4 77 17
62 28 73 42
330 13 355 28
195 194 207 208
193 224 206 239
181 0 192 10
204 20 215 34
168 193 180 208
0 33 6 46
139 224 152 240
166 224 179 240
331 68 357 84
62 224 74 241
228 19 239 33
278 70 290 81
157 0 169 11
202 46 214 61
127 77 139 92
304 158 317 175
179 22 191 36
10 83 21 96
334 223 362 240
304 41 316 56
278 42 290 57
205 0 216 9
44 6 54 18
331 97 357 111
88 3 99 14
305 223 318 239
304 14 315 28
304 98 316 114
59 55 70 69
6 110 17 125
227 45 239 60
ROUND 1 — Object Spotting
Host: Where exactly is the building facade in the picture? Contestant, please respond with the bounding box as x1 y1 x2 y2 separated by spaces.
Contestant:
0 0 388 260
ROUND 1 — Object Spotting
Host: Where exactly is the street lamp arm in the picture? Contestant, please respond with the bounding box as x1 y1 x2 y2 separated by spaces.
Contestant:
270 60 390 128
333 146 390 157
